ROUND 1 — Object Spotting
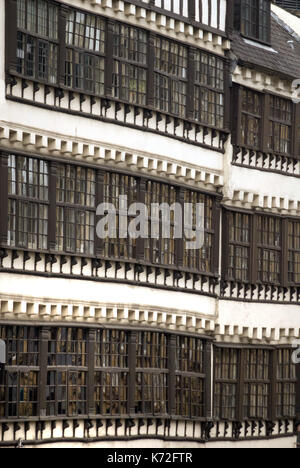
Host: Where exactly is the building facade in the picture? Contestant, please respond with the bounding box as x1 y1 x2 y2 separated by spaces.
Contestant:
274 1 300 17
0 0 299 448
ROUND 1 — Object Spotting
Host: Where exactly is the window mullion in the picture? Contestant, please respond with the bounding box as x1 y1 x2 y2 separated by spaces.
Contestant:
5 0 18 75
293 103 300 160
48 161 57 251
58 4 69 87
87 329 96 416
105 19 114 97
95 169 105 257
136 178 146 262
187 47 195 120
221 209 230 281
296 360 300 424
147 33 155 108
281 218 289 288
128 331 137 415
212 198 221 275
237 348 245 420
39 327 50 418
0 154 9 246
232 84 242 146
269 349 277 421
188 0 195 21
204 340 212 419
262 94 270 153
251 214 258 284
168 334 176 415
175 187 185 268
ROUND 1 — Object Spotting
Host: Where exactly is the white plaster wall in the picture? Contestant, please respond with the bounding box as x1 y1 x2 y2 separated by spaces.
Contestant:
218 300 300 339
0 273 217 318
226 164 300 205
0 99 224 173
1 272 300 337
0 1 299 341
0 4 223 177
21 436 297 449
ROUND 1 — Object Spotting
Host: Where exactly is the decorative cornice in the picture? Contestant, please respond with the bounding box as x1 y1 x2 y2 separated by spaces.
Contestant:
232 64 300 99
0 295 298 344
222 190 300 215
0 122 224 192
68 0 230 54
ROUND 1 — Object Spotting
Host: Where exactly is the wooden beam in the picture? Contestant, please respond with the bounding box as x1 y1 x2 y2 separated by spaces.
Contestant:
0 154 8 246
5 0 17 75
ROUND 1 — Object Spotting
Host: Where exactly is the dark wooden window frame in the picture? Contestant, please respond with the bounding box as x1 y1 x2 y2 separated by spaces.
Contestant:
46 327 88 417
112 21 148 107
233 85 300 161
0 325 297 422
135 331 169 416
6 0 229 133
214 344 296 422
174 335 207 419
275 347 297 419
268 95 293 157
222 208 300 287
0 151 220 277
153 35 189 119
7 154 49 251
234 0 271 45
214 346 239 421
257 214 282 286
241 87 263 151
287 219 300 286
65 8 106 97
224 210 251 283
0 324 212 421
94 329 129 416
194 49 225 128
0 326 40 419
15 0 60 85
55 162 96 256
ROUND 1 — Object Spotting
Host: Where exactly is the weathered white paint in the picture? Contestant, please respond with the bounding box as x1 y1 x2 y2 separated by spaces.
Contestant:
0 273 217 318
242 38 278 53
0 0 298 449
18 436 297 449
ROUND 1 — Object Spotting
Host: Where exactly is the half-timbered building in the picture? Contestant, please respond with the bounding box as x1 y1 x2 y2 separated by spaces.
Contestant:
0 0 299 448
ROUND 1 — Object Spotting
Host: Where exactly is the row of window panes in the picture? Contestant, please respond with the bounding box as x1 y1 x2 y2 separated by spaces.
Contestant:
17 0 58 40
241 88 293 155
16 3 225 126
6 155 300 283
227 211 300 285
0 327 295 419
214 347 296 420
7 155 215 271
240 0 270 43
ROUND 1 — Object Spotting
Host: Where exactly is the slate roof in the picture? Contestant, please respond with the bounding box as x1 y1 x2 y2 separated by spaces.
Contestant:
231 12 300 80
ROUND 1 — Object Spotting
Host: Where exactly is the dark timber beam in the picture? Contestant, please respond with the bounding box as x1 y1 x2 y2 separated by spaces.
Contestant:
0 154 8 246
5 0 17 75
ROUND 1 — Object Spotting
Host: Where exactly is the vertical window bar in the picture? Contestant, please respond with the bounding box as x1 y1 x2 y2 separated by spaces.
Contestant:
6 0 18 75
87 329 96 415
58 4 69 86
0 154 9 245
128 331 137 415
39 327 50 418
